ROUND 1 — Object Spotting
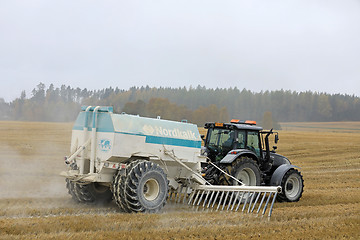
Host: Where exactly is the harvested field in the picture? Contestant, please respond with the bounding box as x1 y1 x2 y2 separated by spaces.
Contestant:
0 121 359 239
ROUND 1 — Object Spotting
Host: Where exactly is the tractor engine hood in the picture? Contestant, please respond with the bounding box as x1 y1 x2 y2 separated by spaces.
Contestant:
270 152 291 168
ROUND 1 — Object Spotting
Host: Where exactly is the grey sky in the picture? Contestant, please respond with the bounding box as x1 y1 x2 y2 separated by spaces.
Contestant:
1 0 359 102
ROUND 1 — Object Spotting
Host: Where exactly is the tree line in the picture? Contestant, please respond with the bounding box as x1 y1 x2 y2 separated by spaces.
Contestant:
1 83 359 126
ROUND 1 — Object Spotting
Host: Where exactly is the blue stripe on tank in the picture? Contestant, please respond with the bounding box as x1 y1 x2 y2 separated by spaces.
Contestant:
145 135 201 148
115 131 201 148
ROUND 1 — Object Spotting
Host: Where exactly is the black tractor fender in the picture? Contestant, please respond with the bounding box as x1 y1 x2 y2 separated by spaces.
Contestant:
270 164 300 186
219 149 258 164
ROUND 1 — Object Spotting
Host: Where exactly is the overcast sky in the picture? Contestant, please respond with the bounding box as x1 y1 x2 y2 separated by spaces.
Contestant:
1 0 359 102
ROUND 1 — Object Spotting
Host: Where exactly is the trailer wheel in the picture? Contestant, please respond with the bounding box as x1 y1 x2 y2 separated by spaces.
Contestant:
66 179 79 202
124 160 168 213
277 169 304 202
112 160 142 212
112 172 127 212
72 182 113 204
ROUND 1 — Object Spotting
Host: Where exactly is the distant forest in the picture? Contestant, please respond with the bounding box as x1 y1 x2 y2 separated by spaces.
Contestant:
1 83 360 127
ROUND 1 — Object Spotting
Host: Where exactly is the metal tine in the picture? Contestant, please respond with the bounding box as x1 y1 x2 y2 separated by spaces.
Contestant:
191 190 201 206
173 191 178 202
172 189 177 201
202 190 211 207
216 191 225 211
251 192 262 213
226 191 235 211
235 192 245 211
221 191 230 210
247 192 256 213
187 189 196 205
257 192 267 214
262 192 273 215
231 191 241 211
176 185 184 203
169 191 174 201
268 192 278 217
242 192 250 212
207 191 216 208
193 190 202 206
182 187 188 204
211 191 220 208
196 190 206 206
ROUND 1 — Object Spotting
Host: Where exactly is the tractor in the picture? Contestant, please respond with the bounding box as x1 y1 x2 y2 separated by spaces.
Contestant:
201 120 304 202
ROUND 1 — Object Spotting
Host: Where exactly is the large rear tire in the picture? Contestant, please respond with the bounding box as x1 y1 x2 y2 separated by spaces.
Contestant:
231 157 261 186
277 169 304 202
124 160 168 213
231 157 261 202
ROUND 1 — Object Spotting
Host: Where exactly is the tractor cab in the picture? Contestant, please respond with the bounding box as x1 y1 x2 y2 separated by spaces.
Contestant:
203 120 279 172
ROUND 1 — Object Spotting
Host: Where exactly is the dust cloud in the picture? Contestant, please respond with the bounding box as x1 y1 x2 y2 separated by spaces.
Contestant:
0 142 68 199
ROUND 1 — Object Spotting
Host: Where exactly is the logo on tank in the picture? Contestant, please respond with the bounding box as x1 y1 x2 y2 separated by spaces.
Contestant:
99 139 112 152
142 125 197 140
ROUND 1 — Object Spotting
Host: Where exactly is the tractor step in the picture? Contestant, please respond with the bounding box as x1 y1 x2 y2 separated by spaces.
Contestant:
169 185 281 217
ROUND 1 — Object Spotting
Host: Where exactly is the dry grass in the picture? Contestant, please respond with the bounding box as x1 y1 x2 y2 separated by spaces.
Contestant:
0 121 359 239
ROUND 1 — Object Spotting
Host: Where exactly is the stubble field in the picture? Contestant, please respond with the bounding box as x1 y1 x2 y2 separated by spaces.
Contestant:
0 121 359 239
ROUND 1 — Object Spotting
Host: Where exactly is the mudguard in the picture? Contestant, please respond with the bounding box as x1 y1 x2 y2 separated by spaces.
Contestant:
219 149 258 164
270 164 299 186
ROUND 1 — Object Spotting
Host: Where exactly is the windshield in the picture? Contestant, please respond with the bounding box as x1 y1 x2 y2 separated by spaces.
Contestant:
206 128 234 148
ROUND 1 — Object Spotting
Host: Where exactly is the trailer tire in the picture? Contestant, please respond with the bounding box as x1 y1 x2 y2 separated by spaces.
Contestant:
66 179 79 202
124 160 168 213
113 160 143 212
112 171 126 212
277 168 304 202
73 182 113 204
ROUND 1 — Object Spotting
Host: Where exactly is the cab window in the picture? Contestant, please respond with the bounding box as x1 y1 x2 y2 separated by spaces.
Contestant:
234 130 246 149
207 128 233 147
247 131 261 157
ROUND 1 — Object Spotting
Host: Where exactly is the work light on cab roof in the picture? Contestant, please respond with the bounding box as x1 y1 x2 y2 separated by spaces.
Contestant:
230 119 257 125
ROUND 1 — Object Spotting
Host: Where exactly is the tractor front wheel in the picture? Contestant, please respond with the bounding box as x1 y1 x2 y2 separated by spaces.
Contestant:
277 169 304 202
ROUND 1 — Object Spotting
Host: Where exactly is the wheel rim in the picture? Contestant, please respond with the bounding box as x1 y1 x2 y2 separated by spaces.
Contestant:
285 174 301 199
143 178 160 201
235 167 256 185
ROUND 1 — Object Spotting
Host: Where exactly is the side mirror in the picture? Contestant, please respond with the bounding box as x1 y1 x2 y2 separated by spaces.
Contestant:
201 135 205 142
275 134 279 144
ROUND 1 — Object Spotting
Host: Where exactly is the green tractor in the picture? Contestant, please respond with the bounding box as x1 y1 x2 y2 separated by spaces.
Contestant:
201 120 304 202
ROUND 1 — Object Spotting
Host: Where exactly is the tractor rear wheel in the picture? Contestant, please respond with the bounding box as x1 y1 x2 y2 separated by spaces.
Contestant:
231 157 261 186
124 160 168 213
277 169 304 202
230 157 261 202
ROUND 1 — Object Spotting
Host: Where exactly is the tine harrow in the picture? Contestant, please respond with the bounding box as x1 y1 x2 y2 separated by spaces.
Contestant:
186 185 281 217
